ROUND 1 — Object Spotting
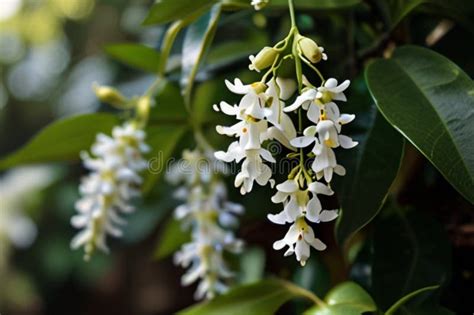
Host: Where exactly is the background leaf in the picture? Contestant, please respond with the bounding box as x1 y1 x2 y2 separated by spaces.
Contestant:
366 45 474 205
105 43 161 73
181 4 222 106
154 216 191 260
142 125 188 193
143 0 216 25
303 281 376 315
179 279 309 315
0 113 119 170
333 79 404 247
371 206 451 310
222 0 361 10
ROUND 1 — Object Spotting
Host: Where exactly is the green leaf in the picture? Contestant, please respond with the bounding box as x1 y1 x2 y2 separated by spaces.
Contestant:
334 78 404 247
371 206 452 310
142 125 188 193
375 0 474 31
181 4 222 106
154 216 191 259
366 45 474 205
385 285 440 315
143 0 216 25
104 43 161 73
304 281 376 315
149 80 188 124
179 279 310 315
222 0 361 10
0 113 119 170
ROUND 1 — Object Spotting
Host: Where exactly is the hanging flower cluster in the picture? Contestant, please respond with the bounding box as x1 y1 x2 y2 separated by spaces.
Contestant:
215 15 357 266
71 88 151 260
168 149 244 300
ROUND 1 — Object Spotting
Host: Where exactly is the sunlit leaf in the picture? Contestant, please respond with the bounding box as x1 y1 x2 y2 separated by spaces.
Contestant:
303 281 376 315
105 43 161 73
180 279 311 315
0 114 119 170
366 45 474 205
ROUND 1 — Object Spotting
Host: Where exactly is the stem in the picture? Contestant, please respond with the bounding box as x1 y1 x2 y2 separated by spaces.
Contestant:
158 20 184 77
285 280 326 307
300 55 325 83
288 0 296 28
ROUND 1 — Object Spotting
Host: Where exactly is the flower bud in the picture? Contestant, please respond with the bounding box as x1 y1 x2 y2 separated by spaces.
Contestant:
248 46 278 72
250 81 267 94
93 85 127 108
298 36 323 63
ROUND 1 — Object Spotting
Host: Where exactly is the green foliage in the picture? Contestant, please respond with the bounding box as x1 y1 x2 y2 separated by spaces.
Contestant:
303 282 376 315
142 125 188 193
366 45 474 205
371 206 451 310
385 285 440 315
179 279 311 315
104 43 162 73
376 0 474 31
154 216 191 259
334 79 404 247
181 4 222 106
222 0 361 10
143 0 217 25
0 114 119 170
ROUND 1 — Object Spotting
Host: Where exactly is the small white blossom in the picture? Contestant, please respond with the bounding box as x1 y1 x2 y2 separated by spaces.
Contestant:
215 78 296 194
70 122 149 259
171 150 244 300
250 0 269 11
291 122 357 182
273 217 327 266
268 179 337 224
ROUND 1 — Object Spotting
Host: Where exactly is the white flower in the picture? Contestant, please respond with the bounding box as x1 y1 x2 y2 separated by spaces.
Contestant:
214 78 297 194
291 122 357 182
70 122 149 259
250 0 269 11
268 179 337 224
273 217 327 266
316 78 350 105
171 150 244 300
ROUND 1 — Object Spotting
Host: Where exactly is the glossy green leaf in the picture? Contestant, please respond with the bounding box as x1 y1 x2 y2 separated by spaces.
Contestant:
104 43 161 73
222 0 361 10
0 113 119 170
371 207 451 310
181 4 222 106
143 0 216 25
366 45 474 205
304 281 376 315
375 0 474 31
154 216 191 259
334 78 404 246
385 285 439 315
142 125 188 193
179 279 309 315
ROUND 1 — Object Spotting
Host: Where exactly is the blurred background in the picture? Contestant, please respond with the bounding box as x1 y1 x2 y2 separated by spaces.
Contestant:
1 0 473 314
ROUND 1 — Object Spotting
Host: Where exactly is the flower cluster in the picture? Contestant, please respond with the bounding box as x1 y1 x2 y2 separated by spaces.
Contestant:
70 122 149 260
214 78 296 194
215 26 357 265
168 149 244 300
